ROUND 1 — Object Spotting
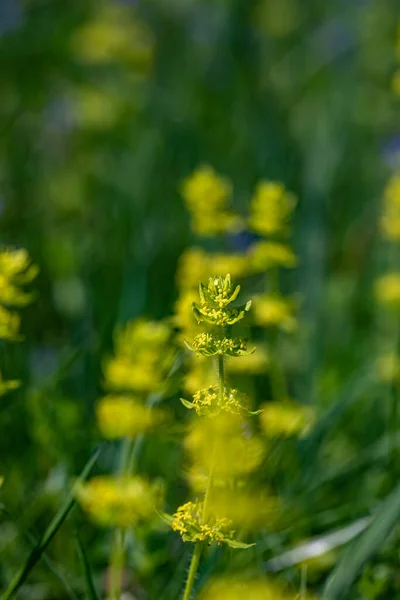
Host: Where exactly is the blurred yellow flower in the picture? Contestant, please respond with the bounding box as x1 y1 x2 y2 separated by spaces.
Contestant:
392 69 400 97
184 414 264 479
71 3 154 71
248 241 297 272
0 306 21 341
104 318 174 394
208 487 280 530
227 346 269 375
260 400 315 438
71 86 125 130
375 353 400 383
380 174 400 240
253 294 297 332
0 248 38 309
181 166 239 236
210 253 249 280
249 181 296 236
96 395 163 439
183 356 215 395
176 248 211 291
200 576 312 600
76 475 162 528
375 273 400 307
0 372 20 397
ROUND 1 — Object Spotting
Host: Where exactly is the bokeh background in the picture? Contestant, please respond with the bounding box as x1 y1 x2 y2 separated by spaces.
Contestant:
2 0 400 598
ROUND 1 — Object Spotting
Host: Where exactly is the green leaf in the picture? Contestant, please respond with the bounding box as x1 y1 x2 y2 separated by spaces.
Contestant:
157 511 174 526
225 538 256 549
323 479 400 599
75 532 100 600
180 398 194 410
1 448 99 600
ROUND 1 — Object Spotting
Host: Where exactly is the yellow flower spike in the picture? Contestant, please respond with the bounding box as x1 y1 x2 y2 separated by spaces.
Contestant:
248 240 297 272
180 166 240 236
186 332 255 358
249 180 297 237
104 318 174 394
181 383 259 417
260 400 315 438
253 294 297 332
96 395 164 439
374 273 400 308
76 475 163 529
192 275 251 327
182 356 216 396
226 346 270 375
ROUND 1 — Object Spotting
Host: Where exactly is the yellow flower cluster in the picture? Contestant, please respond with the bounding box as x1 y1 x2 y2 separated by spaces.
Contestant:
248 240 297 272
260 400 315 438
96 395 164 439
208 488 280 530
192 275 251 327
182 384 253 417
249 181 297 236
76 475 163 528
171 500 234 545
71 2 154 71
180 166 239 236
104 318 174 394
200 576 316 600
187 332 253 357
380 175 400 240
0 248 38 341
374 273 400 308
253 294 297 331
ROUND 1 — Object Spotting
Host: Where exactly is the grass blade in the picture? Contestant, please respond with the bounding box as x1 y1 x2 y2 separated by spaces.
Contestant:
1 448 99 600
323 479 400 599
75 532 100 600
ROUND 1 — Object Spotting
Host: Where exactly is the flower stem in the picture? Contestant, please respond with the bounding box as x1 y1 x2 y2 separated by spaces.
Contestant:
218 354 225 401
182 542 203 600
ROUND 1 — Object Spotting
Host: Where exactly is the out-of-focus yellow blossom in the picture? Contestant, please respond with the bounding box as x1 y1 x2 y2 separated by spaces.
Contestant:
181 166 240 236
374 273 400 308
76 475 162 528
208 488 280 530
253 294 297 332
175 248 210 291
249 181 296 236
0 306 21 341
380 175 400 240
71 86 126 131
375 353 400 383
104 319 174 394
96 395 163 439
227 345 269 374
181 384 255 417
200 576 315 600
184 414 265 479
174 289 202 342
71 3 154 71
260 400 315 438
0 372 20 397
248 241 297 272
183 356 215 396
210 253 249 280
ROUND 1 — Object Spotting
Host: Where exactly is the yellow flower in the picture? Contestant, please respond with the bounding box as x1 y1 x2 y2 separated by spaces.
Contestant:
210 253 249 280
0 372 20 397
0 306 21 341
0 248 38 309
184 414 265 480
71 86 125 131
249 180 296 236
181 166 239 236
96 395 163 439
71 3 153 71
260 400 315 438
375 353 400 383
253 294 297 331
182 383 253 417
76 475 162 528
183 356 215 396
176 248 211 291
375 273 400 307
104 318 174 394
380 175 400 240
208 488 280 530
248 241 297 272
200 576 312 600
171 500 234 545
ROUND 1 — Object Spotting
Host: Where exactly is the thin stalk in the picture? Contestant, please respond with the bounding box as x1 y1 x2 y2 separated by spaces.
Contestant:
182 542 203 600
218 354 225 401
107 438 132 600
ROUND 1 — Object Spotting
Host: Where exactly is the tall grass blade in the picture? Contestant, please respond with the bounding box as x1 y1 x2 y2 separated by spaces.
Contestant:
75 532 100 600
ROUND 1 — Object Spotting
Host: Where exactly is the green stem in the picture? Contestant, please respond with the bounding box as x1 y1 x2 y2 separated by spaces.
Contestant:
182 542 203 600
218 354 225 402
107 438 132 600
